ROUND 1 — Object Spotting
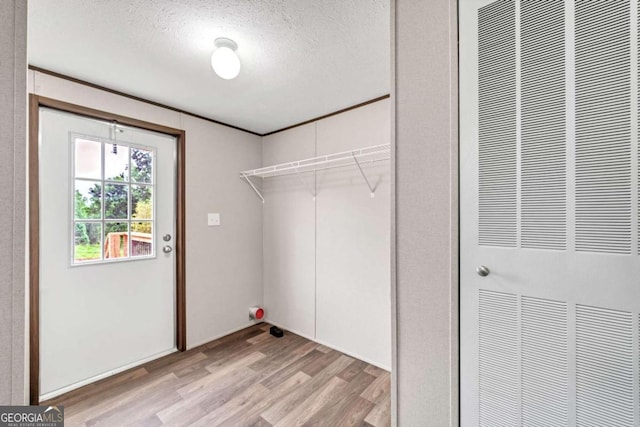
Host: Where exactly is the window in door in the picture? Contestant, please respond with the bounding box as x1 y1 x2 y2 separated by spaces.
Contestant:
72 136 155 264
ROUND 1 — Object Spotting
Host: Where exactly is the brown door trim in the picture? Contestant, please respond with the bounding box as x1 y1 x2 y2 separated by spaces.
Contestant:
29 94 187 404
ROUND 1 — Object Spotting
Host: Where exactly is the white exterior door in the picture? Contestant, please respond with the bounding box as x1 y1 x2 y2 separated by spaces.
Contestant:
461 0 640 425
38 107 177 400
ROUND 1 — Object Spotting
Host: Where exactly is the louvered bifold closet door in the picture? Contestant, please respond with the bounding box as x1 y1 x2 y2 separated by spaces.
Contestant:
460 0 640 426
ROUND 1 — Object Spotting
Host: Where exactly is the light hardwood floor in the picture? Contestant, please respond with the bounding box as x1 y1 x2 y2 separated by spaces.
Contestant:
45 323 391 427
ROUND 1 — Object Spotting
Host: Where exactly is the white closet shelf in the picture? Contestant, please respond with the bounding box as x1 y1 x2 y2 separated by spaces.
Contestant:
240 144 390 202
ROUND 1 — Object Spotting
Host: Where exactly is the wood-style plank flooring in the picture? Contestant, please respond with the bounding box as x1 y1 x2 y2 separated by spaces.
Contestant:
46 323 391 427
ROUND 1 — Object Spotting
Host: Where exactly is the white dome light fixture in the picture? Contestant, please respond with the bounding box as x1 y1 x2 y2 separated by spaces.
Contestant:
211 37 240 80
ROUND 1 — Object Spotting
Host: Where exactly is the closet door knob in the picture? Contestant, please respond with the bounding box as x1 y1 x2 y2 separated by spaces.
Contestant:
476 265 490 277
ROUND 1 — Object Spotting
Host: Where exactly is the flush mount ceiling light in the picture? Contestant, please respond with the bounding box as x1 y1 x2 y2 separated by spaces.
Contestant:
211 37 241 80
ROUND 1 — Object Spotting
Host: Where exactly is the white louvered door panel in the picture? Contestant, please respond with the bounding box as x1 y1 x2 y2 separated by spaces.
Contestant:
460 0 640 426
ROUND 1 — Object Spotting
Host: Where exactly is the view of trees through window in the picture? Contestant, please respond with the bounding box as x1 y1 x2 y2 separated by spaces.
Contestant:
73 138 154 263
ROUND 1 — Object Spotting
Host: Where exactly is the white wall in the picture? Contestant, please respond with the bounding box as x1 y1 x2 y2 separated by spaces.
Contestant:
394 0 459 425
263 124 317 340
263 99 391 369
0 0 27 405
29 70 264 350
183 114 264 347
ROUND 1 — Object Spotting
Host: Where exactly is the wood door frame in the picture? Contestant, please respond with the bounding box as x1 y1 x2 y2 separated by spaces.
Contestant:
29 94 187 404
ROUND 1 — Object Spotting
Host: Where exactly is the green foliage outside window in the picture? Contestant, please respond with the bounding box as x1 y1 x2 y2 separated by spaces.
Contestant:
74 145 153 262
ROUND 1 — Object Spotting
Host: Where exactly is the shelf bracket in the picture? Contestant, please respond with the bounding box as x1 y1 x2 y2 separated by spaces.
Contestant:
241 173 265 203
352 154 376 198
295 168 317 199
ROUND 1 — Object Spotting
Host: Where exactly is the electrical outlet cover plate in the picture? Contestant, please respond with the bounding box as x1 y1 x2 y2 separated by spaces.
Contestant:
208 213 220 226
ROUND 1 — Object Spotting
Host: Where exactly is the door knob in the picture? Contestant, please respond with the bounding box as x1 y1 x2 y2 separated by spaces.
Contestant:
163 234 172 242
476 265 490 277
163 246 173 254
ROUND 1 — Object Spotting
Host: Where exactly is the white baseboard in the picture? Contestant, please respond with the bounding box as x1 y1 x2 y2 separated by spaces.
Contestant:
39 347 176 401
264 318 390 372
187 321 263 350
313 337 391 372
264 319 315 342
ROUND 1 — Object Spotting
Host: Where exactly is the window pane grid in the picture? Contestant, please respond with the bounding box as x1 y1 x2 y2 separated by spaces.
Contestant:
72 137 154 265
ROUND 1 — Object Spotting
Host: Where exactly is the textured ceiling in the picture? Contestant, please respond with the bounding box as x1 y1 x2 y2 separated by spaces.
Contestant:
28 0 390 134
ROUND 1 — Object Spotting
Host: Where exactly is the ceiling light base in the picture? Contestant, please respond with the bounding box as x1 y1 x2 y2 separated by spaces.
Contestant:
211 37 240 80
214 37 238 51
